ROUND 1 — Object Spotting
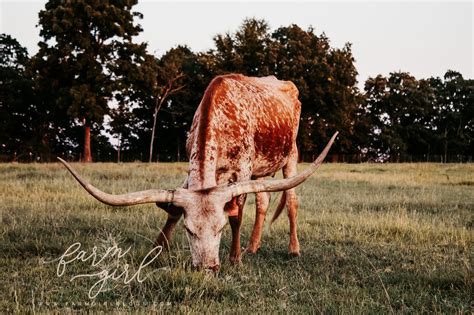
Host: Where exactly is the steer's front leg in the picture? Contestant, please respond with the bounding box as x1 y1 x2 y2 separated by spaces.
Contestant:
155 203 183 250
227 195 247 264
228 215 241 264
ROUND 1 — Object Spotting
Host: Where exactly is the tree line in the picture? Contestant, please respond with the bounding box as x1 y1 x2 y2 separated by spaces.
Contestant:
1 1 472 163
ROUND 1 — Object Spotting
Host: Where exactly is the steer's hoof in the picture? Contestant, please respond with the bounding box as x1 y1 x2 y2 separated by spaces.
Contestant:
288 244 300 257
288 241 300 257
229 255 242 265
288 251 301 257
245 243 260 254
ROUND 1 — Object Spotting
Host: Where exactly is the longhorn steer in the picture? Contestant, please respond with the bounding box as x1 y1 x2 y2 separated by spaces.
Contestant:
58 74 338 272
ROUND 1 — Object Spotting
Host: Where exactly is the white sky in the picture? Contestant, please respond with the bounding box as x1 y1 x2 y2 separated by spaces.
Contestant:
1 0 473 87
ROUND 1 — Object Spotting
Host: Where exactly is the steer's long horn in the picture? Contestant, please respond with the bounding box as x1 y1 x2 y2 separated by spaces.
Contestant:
224 131 338 197
58 158 175 206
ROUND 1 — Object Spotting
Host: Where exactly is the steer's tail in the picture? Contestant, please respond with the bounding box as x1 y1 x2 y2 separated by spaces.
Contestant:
270 192 287 224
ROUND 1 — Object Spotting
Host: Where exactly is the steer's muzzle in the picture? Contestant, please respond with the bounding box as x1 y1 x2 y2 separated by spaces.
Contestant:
206 264 220 273
192 262 220 274
193 262 221 273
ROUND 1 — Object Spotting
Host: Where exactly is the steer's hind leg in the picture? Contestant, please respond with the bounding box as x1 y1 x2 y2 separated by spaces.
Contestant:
228 194 247 264
283 147 300 256
246 191 270 253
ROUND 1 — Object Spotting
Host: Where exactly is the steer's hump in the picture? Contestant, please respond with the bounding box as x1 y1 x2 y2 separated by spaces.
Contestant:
248 75 299 100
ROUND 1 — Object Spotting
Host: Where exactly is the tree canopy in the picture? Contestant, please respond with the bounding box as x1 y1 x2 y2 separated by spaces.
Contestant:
0 34 37 161
363 71 473 162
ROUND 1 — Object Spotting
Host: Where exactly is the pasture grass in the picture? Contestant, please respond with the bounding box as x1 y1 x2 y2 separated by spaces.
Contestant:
0 162 472 313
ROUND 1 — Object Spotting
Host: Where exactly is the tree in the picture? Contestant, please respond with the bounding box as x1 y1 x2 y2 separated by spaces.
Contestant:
431 71 473 161
0 34 36 161
108 101 137 162
362 70 473 162
31 0 148 162
211 18 273 76
117 46 210 162
363 72 437 161
270 25 360 159
147 51 187 162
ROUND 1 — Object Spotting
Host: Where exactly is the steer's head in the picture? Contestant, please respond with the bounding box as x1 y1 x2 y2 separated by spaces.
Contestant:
58 132 338 272
174 189 230 271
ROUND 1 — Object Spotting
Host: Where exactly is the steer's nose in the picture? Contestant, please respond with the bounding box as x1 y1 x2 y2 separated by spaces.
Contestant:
206 264 220 273
192 263 220 273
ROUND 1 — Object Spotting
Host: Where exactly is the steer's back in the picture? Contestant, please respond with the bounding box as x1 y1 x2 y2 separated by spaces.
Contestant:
187 74 301 189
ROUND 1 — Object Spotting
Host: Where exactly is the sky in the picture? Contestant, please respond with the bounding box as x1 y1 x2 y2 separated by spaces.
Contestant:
1 0 473 87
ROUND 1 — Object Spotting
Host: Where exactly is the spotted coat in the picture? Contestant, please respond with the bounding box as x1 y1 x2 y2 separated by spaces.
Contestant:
186 74 301 192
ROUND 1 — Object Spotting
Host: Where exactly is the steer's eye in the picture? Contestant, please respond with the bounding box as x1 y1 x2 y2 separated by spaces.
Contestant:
215 224 226 236
184 225 197 237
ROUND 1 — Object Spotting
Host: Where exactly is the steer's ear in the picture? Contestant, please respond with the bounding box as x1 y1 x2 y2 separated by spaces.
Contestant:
156 202 184 217
223 197 238 215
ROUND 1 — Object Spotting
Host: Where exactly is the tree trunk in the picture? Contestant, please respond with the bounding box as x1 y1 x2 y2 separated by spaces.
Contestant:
148 93 167 163
176 136 180 162
148 108 158 162
117 137 121 163
83 119 92 163
444 128 448 163
147 78 185 163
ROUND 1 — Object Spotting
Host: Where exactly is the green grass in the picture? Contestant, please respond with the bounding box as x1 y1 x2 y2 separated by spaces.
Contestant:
0 162 472 313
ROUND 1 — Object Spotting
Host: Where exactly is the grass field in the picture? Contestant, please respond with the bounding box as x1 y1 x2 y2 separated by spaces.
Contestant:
0 162 472 313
